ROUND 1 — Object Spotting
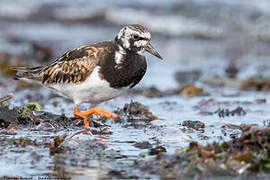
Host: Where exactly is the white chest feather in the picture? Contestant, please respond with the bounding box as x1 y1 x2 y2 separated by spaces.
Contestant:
114 45 126 69
49 66 122 105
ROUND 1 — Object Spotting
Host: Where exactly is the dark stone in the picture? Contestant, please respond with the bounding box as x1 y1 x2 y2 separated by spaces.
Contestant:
182 120 205 131
134 141 152 149
149 146 167 155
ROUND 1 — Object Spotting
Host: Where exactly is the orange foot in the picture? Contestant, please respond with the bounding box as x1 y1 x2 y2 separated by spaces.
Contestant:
73 105 118 130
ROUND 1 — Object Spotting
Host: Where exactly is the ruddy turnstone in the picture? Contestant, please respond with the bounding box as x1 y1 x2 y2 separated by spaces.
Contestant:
14 24 162 134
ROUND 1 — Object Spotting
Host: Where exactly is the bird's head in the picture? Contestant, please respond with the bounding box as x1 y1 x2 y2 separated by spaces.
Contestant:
115 24 162 59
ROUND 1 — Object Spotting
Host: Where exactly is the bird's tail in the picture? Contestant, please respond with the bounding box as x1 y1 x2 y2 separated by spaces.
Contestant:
12 66 43 81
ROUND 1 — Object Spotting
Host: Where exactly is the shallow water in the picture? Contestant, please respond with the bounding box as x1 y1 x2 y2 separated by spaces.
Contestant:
1 0 270 179
2 58 270 178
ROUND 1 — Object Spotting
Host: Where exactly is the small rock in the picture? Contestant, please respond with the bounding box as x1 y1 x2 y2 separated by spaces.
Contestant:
142 86 165 97
175 70 201 84
182 120 205 131
255 98 266 104
180 84 207 96
263 119 270 127
149 146 167 155
114 101 158 122
241 78 270 91
134 141 152 149
49 134 67 155
225 60 238 79
215 106 247 118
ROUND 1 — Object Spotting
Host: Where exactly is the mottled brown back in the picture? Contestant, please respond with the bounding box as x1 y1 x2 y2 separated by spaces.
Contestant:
14 45 100 84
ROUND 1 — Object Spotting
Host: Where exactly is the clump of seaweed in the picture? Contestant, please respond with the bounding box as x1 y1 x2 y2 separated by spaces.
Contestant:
149 146 167 155
181 120 205 131
241 78 270 91
3 136 36 147
48 134 67 155
136 125 270 179
215 106 247 117
180 84 208 96
0 101 36 129
141 86 169 97
221 123 243 139
114 101 158 123
0 97 77 130
0 94 108 136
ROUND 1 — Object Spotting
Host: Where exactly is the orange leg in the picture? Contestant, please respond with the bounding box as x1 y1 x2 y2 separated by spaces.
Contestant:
73 105 118 129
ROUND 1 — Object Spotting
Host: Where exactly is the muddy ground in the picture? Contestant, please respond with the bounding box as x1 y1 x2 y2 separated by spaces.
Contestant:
1 0 270 179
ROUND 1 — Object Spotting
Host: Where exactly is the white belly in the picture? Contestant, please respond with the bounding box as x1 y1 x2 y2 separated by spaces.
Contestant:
49 66 122 105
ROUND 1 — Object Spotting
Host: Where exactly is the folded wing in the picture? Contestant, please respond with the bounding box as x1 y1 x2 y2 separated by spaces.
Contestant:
14 45 99 85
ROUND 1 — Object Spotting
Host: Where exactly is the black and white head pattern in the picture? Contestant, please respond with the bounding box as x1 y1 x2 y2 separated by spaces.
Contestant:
116 24 151 54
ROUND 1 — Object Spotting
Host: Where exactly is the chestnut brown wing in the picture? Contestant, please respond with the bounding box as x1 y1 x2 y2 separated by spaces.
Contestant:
41 45 99 84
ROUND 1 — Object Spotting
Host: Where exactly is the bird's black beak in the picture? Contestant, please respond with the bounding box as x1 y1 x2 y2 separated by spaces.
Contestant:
145 43 163 60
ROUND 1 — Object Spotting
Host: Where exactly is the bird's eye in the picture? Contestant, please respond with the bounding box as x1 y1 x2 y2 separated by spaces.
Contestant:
133 34 139 40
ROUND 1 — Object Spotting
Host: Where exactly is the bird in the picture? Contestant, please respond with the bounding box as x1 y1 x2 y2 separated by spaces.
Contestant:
13 24 163 134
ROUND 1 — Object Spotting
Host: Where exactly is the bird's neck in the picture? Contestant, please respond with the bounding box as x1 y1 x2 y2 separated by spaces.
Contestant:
98 40 147 89
116 44 127 56
115 36 142 55
114 43 144 68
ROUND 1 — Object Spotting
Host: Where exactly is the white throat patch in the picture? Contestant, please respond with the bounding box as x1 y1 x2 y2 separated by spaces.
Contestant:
114 45 126 69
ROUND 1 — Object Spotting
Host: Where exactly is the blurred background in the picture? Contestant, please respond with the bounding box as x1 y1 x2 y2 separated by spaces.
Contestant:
1 0 270 65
